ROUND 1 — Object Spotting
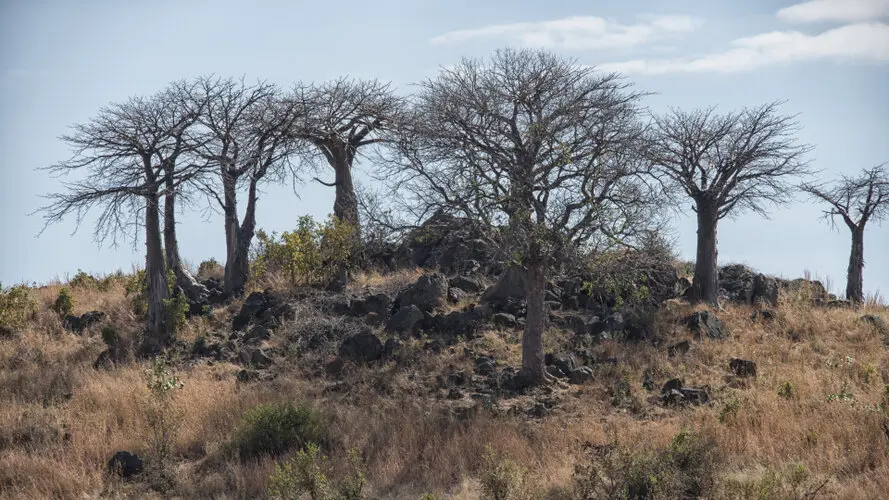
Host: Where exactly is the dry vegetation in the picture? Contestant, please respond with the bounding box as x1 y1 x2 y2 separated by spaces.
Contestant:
1 270 888 499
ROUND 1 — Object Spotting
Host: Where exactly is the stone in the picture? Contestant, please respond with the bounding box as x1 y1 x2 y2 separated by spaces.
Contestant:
236 369 259 383
729 358 757 377
232 291 269 331
395 274 449 312
382 338 403 358
107 451 143 478
386 304 425 336
687 311 727 340
481 266 527 303
546 365 566 378
64 310 106 334
351 293 393 317
338 330 383 362
449 276 483 293
860 314 888 336
550 352 577 376
493 312 518 328
751 309 778 322
243 325 271 344
448 287 468 304
325 357 345 377
667 340 691 357
568 367 594 385
475 356 496 376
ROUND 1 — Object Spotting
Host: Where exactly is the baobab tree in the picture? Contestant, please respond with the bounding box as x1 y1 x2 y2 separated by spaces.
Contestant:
288 78 402 235
801 164 889 303
645 102 812 306
385 49 656 385
192 77 304 295
38 86 205 350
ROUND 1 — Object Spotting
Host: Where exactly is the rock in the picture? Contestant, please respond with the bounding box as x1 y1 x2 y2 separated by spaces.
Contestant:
687 311 727 340
827 299 853 309
93 349 115 370
546 365 566 378
667 340 691 357
662 378 683 393
719 265 779 306
568 367 594 385
449 276 483 293
642 369 656 391
382 338 403 358
751 309 778 322
676 276 692 296
729 358 757 377
386 305 425 336
232 292 269 331
395 274 449 312
243 325 271 344
351 293 393 317
481 267 527 303
64 310 106 334
448 287 468 304
493 312 518 328
424 339 443 353
661 379 709 406
338 330 383 362
475 356 496 376
107 451 143 478
500 370 535 392
860 314 888 336
434 307 487 340
325 357 345 377
239 348 272 369
549 352 577 376
780 278 829 303
752 275 779 306
562 295 579 310
236 369 259 383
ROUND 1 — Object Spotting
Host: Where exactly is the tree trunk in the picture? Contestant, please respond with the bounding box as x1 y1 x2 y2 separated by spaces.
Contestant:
222 173 247 296
163 177 208 303
145 192 171 349
521 243 548 384
846 227 864 303
692 200 720 306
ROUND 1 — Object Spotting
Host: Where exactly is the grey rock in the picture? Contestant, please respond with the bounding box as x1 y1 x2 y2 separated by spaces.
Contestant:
687 311 727 340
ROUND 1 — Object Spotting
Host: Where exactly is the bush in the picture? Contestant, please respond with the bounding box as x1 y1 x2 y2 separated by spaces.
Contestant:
479 446 530 500
125 270 148 316
51 287 74 318
163 291 189 334
268 444 367 500
143 357 184 465
0 284 36 332
250 215 357 288
69 269 99 289
574 429 722 499
233 402 326 459
197 258 224 281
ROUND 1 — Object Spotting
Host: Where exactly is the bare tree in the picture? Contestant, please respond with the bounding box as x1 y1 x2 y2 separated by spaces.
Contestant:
384 49 656 384
801 164 889 303
645 102 812 306
192 77 304 295
288 78 402 234
38 86 204 349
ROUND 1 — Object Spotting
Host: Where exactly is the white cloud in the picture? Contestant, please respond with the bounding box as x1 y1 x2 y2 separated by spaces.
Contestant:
429 15 702 50
598 22 889 74
777 0 889 24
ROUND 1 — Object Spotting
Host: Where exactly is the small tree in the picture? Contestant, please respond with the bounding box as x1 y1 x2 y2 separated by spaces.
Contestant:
645 102 812 305
384 49 657 384
801 164 889 303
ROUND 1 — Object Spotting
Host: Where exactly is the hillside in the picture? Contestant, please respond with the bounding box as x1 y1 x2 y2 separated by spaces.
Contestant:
1 249 888 499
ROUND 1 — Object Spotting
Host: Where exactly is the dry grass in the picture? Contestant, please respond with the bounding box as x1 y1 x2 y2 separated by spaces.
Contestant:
0 272 887 499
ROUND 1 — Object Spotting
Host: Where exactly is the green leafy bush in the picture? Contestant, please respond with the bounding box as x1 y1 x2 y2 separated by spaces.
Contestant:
125 270 148 316
197 258 224 280
51 287 74 318
163 291 189 334
251 215 357 288
0 284 36 332
233 402 326 459
479 446 530 500
268 444 366 500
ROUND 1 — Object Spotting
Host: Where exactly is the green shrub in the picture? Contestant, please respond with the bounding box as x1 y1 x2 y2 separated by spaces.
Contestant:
778 381 796 400
197 258 224 280
143 357 184 463
51 287 74 318
267 443 367 500
163 291 189 334
125 270 148 316
574 429 722 499
718 396 741 424
479 446 530 500
251 215 357 288
69 269 100 289
0 284 36 332
233 402 326 459
101 326 120 348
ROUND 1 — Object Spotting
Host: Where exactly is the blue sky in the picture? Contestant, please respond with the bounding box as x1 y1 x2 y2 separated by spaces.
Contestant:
1 0 887 297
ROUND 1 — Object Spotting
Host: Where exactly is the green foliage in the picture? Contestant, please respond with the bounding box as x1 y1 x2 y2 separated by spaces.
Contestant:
101 326 120 348
197 258 224 280
69 269 99 289
251 215 357 288
51 287 74 318
0 284 36 331
267 444 367 500
143 357 184 463
233 402 326 459
125 270 148 316
574 429 722 500
479 446 530 500
163 291 189 334
718 396 741 424
778 381 796 400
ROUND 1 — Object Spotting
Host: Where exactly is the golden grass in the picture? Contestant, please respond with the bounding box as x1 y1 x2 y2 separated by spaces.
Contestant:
0 274 887 498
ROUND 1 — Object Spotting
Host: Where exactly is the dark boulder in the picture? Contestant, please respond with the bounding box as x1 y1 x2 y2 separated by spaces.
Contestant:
687 311 727 340
64 310 105 334
493 312 518 328
395 273 449 312
860 314 888 336
338 329 383 362
667 340 691 357
449 276 483 293
751 309 778 322
386 304 425 336
548 352 577 376
475 356 496 376
107 451 143 478
481 267 527 303
351 293 393 317
448 287 468 304
568 367 594 385
382 338 403 359
719 265 779 306
729 358 757 377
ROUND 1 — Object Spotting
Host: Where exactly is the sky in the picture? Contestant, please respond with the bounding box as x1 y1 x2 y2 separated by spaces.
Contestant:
1 0 887 297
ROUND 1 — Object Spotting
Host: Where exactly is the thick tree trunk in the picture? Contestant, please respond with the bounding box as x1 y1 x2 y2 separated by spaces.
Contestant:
222 174 258 296
692 200 720 307
163 177 208 303
846 227 864 303
145 192 171 348
333 163 359 230
521 243 548 384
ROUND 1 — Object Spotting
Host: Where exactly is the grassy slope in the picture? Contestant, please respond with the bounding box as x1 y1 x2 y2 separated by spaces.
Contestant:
0 270 887 499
